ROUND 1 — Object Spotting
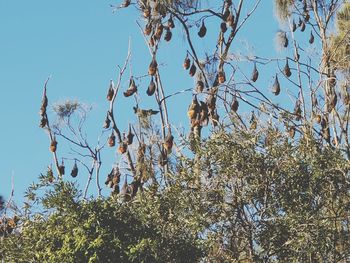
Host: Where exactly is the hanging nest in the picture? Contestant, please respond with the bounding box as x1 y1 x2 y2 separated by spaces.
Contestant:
39 116 47 128
196 80 204 93
189 62 197 77
103 113 111 129
220 22 227 33
250 112 257 130
274 0 294 22
309 31 314 44
163 133 174 154
124 77 138 97
284 59 292 77
58 160 65 176
107 80 114 101
148 58 158 76
231 96 239 112
251 63 259 82
199 101 209 127
147 77 156 96
50 139 57 153
217 70 226 84
71 161 78 178
272 74 281 95
108 132 116 147
105 166 121 193
118 142 128 154
168 15 175 28
126 124 134 145
164 27 172 42
198 21 207 38
183 54 191 70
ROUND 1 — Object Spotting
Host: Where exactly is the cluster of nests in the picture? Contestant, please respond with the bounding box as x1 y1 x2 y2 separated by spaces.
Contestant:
104 166 143 200
0 216 19 237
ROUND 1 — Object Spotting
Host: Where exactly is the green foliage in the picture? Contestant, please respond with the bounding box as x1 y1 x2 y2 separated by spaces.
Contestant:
1 175 203 263
3 128 350 262
331 2 350 75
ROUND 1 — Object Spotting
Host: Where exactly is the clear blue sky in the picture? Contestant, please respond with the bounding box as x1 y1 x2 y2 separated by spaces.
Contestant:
0 1 283 204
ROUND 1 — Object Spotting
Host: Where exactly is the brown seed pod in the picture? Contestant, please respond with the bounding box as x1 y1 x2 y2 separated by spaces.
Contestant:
163 133 174 154
71 162 78 178
164 28 172 42
106 80 114 101
183 55 191 70
251 64 259 82
127 124 134 145
298 17 303 27
288 126 296 138
231 97 239 112
149 36 155 47
199 101 209 126
144 23 152 36
39 116 47 128
198 21 207 38
158 150 168 166
343 92 350 105
222 8 230 21
302 0 307 12
294 51 300 61
147 77 156 96
50 139 57 153
120 176 129 197
122 0 130 7
329 72 337 88
284 59 292 77
58 160 65 176
304 12 310 22
196 80 204 93
226 0 232 6
220 22 227 33
155 24 164 40
322 127 330 142
300 21 306 32
272 74 281 96
187 97 200 120
118 143 127 154
292 19 297 32
309 31 314 44
47 166 54 183
250 112 257 130
103 114 111 129
168 15 175 29
315 114 322 124
211 111 220 127
124 77 138 97
294 100 302 121
206 92 216 111
332 137 338 146
148 58 158 76
226 12 234 27
283 34 289 48
328 92 337 112
218 70 226 84
108 132 115 147
189 62 197 77
41 89 48 109
143 7 151 18
39 106 46 117
312 93 318 107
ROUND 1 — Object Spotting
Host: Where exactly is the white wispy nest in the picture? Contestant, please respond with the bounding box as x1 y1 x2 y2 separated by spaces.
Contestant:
52 100 81 119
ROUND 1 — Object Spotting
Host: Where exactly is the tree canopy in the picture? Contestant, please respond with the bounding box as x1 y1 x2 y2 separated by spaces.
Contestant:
1 0 350 262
